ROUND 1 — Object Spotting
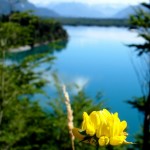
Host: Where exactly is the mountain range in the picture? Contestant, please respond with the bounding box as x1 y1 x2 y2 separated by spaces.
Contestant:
0 0 59 17
114 4 149 18
47 2 128 18
47 2 104 18
47 2 149 18
0 0 148 19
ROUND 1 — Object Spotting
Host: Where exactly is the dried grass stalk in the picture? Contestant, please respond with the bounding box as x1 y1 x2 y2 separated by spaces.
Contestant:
62 85 75 150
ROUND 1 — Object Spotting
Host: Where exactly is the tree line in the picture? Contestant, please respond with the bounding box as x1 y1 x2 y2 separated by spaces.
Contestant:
0 11 68 49
55 17 129 27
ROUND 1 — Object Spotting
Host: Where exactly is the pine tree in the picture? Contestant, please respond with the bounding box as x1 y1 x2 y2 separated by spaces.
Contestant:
127 2 150 149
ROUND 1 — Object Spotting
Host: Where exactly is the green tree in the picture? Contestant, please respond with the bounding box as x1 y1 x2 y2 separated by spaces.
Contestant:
127 2 150 149
0 22 30 49
0 53 55 149
0 11 68 49
9 11 68 48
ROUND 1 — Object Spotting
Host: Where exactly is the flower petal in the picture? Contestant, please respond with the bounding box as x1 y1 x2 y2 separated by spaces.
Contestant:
82 112 95 136
110 136 126 145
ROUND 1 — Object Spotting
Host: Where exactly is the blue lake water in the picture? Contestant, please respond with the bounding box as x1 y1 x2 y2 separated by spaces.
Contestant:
52 26 144 141
8 26 145 142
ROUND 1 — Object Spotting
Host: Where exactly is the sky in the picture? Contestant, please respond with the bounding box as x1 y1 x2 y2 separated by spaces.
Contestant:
28 0 149 6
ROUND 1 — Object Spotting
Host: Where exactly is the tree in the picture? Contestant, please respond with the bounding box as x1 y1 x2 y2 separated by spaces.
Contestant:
0 52 55 149
9 11 68 47
127 2 150 149
0 22 30 49
0 11 68 49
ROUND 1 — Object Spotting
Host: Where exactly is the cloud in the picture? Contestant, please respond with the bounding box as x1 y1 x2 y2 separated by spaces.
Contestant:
74 77 89 91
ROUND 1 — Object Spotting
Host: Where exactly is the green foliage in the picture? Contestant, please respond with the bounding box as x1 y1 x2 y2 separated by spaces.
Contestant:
129 3 150 55
0 98 53 150
56 17 129 27
0 48 55 149
0 22 30 49
9 11 68 46
126 96 146 112
0 11 68 49
127 2 150 150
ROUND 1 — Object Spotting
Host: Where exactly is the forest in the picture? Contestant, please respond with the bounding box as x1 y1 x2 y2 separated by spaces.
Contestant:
0 11 68 49
55 18 129 27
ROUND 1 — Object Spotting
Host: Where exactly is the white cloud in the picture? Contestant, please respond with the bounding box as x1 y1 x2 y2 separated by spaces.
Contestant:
29 0 149 6
74 77 89 91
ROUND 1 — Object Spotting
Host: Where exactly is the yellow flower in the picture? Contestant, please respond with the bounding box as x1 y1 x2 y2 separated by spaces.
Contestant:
81 112 96 136
72 109 133 147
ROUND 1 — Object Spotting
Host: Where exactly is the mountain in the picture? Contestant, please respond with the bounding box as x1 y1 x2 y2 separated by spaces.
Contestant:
37 2 149 19
114 4 149 18
2 1 147 19
0 0 59 18
41 2 129 18
92 4 127 18
47 2 105 18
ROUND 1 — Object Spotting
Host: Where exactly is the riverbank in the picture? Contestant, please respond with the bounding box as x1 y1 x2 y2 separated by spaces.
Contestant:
8 41 50 53
10 45 31 53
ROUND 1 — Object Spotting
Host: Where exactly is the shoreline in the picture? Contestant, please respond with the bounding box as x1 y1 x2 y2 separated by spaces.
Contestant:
8 42 50 53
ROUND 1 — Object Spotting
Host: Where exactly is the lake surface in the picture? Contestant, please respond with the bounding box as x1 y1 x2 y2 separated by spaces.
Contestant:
9 26 145 142
53 26 144 141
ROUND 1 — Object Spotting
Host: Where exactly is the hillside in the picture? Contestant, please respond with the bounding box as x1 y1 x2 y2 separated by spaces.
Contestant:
113 4 150 18
0 0 59 18
45 2 129 18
